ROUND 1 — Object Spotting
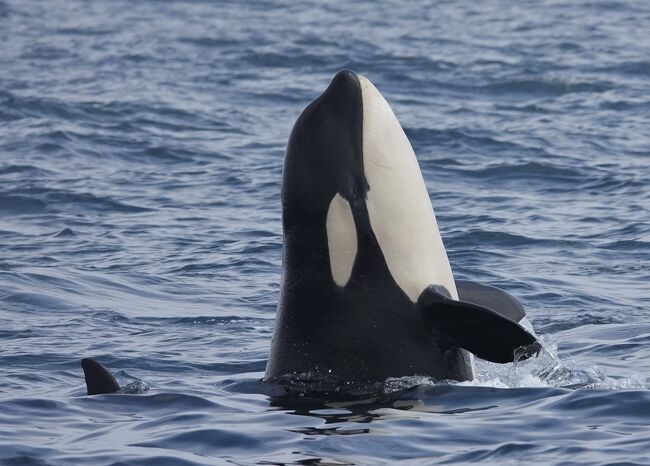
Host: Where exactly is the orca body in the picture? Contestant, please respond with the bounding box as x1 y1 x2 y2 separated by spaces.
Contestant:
266 70 539 383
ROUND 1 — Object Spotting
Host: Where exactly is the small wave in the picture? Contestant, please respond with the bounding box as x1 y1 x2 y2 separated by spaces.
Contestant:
435 77 611 98
76 393 220 412
494 102 552 113
1 92 85 121
55 27 113 36
20 44 73 60
582 176 645 193
0 165 52 176
446 229 579 249
407 127 540 155
466 161 584 182
0 108 20 121
482 78 611 96
152 315 268 326
600 240 650 251
557 41 584 51
187 360 267 374
131 428 264 455
0 189 152 214
0 329 36 340
547 389 650 416
242 50 331 69
178 36 241 47
535 314 625 333
598 60 650 77
0 293 70 310
0 194 47 213
599 99 650 111
143 146 197 163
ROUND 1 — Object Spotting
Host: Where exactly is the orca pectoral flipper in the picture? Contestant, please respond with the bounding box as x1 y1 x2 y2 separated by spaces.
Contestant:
81 358 120 395
455 280 526 323
417 286 540 364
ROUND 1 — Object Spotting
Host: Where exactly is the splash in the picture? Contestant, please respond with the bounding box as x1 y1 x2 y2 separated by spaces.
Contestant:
385 319 645 392
119 381 149 395
468 320 644 389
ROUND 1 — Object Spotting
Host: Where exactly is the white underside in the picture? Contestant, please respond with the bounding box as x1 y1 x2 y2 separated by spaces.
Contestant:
323 74 474 378
358 75 458 303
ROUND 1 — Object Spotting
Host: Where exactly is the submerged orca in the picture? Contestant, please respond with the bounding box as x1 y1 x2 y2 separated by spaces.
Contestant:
265 70 539 383
80 70 540 395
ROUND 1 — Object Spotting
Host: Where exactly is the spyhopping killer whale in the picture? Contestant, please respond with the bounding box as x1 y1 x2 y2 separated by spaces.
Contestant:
264 70 540 383
80 70 540 396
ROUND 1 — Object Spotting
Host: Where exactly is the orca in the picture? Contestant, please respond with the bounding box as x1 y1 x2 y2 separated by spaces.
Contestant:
265 70 540 383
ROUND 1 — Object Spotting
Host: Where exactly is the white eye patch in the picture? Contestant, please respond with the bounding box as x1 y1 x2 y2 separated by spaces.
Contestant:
326 193 357 287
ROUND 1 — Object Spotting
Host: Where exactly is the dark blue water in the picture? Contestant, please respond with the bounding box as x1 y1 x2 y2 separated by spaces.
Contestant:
1 0 649 464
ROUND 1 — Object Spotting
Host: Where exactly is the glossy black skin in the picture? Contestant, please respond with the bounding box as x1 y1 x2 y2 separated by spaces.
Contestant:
265 71 473 383
81 358 120 395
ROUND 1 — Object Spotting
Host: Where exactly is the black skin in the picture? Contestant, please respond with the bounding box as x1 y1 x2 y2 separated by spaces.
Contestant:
81 358 120 395
266 70 539 383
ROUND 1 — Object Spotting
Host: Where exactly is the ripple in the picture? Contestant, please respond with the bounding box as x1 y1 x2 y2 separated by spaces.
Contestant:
0 195 47 213
466 161 585 182
0 189 153 214
132 429 264 455
599 60 650 77
601 240 650 251
482 78 612 96
446 229 579 249
0 293 70 310
0 164 51 176
548 389 650 418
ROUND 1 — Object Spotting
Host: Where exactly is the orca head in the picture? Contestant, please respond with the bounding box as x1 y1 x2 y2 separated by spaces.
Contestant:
282 70 457 302
282 70 367 219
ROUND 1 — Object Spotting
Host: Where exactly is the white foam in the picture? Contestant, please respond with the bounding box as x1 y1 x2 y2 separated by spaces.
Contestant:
384 332 645 391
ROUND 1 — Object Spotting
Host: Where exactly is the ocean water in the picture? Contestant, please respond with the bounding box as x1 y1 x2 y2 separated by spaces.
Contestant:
1 0 649 464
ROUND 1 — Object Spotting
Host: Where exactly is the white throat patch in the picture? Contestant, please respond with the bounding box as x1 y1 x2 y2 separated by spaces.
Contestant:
326 193 357 287
358 75 458 302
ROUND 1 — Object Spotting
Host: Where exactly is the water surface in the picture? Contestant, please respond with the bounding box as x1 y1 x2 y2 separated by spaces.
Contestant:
1 0 649 464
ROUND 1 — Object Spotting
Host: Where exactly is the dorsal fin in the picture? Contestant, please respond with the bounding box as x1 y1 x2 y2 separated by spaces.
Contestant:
81 358 120 395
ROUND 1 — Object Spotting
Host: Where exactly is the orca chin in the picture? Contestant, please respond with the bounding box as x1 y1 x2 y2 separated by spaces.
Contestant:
266 70 540 383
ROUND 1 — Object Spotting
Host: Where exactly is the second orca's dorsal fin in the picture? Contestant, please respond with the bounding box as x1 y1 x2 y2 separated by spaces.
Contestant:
417 286 540 364
81 358 120 395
